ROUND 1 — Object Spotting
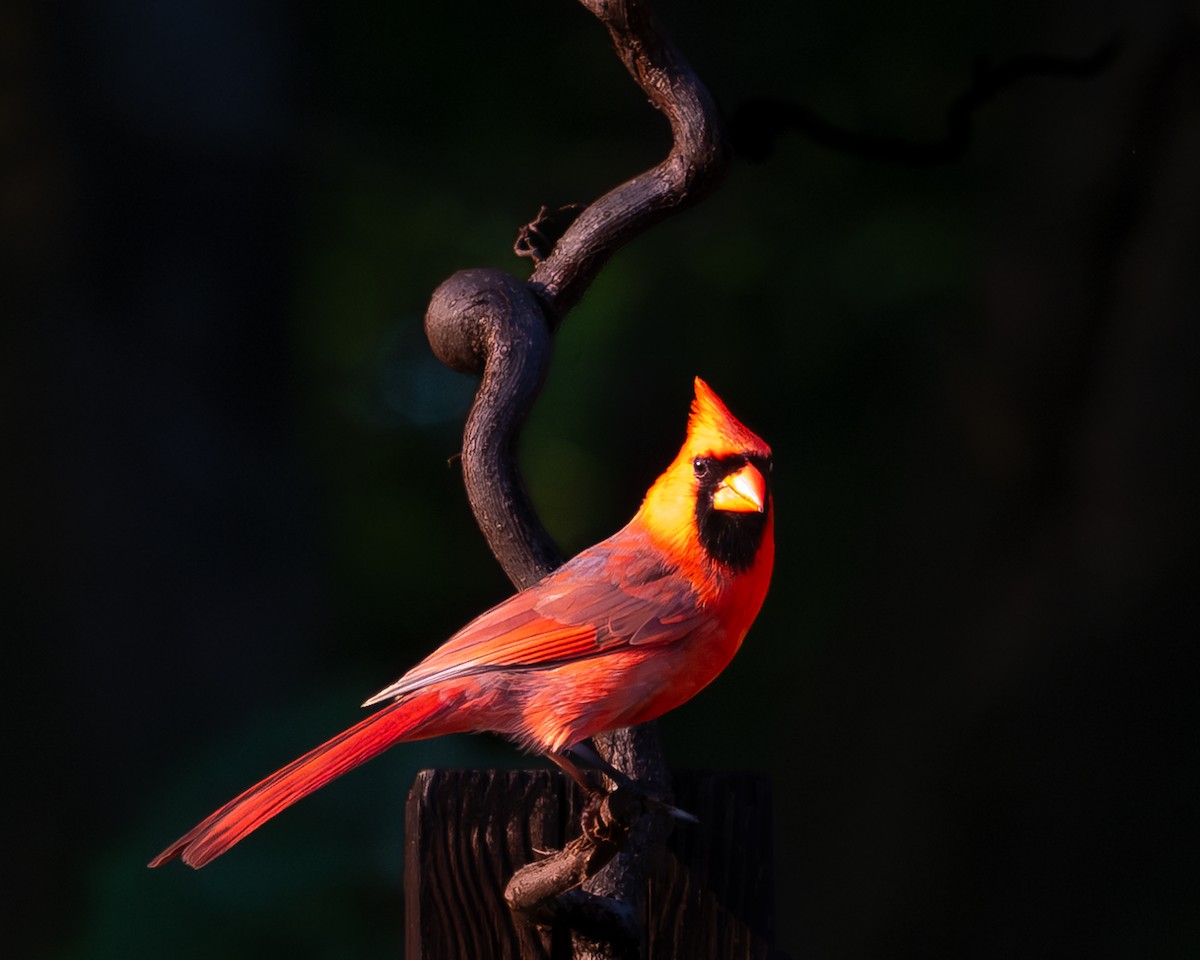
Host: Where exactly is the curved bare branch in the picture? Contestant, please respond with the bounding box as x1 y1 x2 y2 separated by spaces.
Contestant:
422 1 729 952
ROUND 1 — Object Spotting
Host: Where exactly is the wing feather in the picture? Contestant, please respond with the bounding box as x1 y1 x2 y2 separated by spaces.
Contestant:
363 536 704 706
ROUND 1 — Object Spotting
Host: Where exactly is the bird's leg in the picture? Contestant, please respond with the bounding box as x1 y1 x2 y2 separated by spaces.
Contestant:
545 749 604 792
561 740 700 825
545 749 613 845
566 740 636 790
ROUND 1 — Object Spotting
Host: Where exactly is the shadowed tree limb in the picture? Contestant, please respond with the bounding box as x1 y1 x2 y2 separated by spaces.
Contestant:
528 0 729 322
729 36 1122 164
425 268 563 590
421 0 729 955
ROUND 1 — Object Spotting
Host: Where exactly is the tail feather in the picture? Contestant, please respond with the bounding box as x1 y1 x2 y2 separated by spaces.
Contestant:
149 691 455 869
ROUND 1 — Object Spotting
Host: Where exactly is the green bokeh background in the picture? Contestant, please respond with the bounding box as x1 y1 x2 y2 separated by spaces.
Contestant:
7 0 1197 957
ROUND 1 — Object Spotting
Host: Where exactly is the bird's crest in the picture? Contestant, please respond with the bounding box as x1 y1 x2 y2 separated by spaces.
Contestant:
685 377 771 460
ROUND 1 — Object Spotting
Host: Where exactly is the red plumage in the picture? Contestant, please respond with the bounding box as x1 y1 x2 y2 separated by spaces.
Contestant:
150 377 773 869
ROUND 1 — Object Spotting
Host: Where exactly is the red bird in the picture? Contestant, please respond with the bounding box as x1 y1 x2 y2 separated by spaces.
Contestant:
150 378 773 869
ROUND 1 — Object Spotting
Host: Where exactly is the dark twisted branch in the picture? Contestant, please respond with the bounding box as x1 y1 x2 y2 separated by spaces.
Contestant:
528 0 728 322
422 0 728 954
425 268 563 589
729 36 1121 164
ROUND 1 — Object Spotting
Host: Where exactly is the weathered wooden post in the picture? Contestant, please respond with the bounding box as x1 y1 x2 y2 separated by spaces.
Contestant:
414 1 784 956
406 771 782 959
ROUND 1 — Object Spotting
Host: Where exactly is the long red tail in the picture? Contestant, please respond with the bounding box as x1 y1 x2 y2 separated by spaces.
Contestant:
149 690 457 869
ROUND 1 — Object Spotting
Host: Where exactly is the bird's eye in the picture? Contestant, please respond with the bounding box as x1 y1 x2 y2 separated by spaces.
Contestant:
692 457 710 479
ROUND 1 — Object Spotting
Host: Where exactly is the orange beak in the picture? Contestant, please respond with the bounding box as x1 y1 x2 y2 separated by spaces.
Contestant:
712 462 767 514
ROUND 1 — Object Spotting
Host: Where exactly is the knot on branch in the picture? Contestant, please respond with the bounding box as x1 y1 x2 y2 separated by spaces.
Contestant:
424 267 551 377
425 268 562 588
515 203 587 266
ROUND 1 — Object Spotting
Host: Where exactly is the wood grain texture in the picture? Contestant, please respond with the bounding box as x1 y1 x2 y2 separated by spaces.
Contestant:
647 774 782 960
406 770 784 960
407 769 567 959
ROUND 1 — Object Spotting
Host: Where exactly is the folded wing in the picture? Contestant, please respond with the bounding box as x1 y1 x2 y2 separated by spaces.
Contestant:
363 536 705 706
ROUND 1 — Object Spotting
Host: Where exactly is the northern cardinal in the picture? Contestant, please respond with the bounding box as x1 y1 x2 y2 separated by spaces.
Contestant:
150 377 773 868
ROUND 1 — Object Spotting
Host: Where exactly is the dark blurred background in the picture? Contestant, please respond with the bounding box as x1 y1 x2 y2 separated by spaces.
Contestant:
5 0 1197 957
